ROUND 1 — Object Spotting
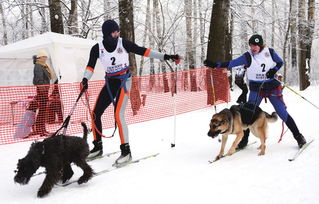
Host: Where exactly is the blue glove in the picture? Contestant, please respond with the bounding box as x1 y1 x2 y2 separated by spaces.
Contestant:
266 68 277 79
204 59 220 68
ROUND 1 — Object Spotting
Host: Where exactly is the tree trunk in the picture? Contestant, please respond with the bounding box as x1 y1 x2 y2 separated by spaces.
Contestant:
68 0 79 35
193 0 197 68
148 0 156 91
304 0 315 89
21 1 27 39
0 1 8 45
283 0 292 83
185 0 196 91
206 0 230 62
240 8 248 53
271 0 276 47
206 0 230 105
49 0 64 34
198 0 205 64
290 0 297 84
298 0 309 90
118 0 141 115
251 0 256 32
39 0 48 33
103 0 112 20
29 2 34 36
139 0 151 76
153 0 169 92
226 8 233 90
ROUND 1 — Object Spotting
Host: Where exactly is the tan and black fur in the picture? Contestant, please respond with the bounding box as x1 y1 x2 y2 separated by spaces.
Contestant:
207 103 278 160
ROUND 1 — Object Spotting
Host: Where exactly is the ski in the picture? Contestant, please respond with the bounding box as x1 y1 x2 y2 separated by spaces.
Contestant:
32 151 120 178
59 153 160 187
288 139 314 162
208 141 257 163
86 150 120 162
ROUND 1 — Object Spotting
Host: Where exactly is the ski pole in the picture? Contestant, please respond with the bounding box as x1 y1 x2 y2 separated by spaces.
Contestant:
279 80 319 110
164 60 177 148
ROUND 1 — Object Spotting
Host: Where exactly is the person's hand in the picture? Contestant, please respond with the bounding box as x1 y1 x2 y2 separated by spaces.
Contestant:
80 78 88 90
236 93 247 104
204 59 219 68
164 54 182 64
266 68 277 79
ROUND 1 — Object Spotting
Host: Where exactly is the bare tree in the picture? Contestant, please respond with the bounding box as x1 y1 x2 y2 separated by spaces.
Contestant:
290 0 297 83
271 0 276 47
118 0 141 115
29 2 34 37
103 0 112 20
48 0 64 33
149 0 156 91
206 0 230 63
298 0 311 90
67 0 79 35
39 0 48 33
206 0 230 105
153 0 169 92
283 0 292 83
304 0 315 88
139 0 151 76
198 0 205 64
184 0 197 91
21 0 28 39
0 0 8 45
251 0 256 32
192 0 197 68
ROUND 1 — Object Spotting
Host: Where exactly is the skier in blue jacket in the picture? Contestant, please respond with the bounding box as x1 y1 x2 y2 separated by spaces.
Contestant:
204 34 306 149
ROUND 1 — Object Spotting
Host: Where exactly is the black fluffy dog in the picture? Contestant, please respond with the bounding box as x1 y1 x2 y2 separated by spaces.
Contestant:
14 122 93 198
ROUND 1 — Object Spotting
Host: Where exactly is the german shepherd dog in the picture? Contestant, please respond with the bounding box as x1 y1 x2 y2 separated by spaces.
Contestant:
207 103 278 160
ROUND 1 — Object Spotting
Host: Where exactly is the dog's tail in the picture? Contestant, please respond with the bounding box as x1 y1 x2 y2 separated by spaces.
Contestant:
265 112 278 123
81 122 88 141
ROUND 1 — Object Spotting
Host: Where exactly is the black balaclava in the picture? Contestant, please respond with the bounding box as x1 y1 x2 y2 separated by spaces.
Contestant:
102 20 120 50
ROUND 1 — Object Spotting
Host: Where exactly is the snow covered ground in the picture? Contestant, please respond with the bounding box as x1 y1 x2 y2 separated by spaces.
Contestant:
1 85 319 204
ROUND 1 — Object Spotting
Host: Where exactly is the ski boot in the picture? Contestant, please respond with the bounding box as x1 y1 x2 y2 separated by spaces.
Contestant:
88 140 103 159
114 143 132 167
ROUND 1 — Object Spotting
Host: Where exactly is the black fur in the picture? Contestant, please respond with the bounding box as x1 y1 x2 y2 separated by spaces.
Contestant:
14 122 93 198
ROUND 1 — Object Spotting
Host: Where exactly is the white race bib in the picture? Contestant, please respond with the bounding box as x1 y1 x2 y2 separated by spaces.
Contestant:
98 38 130 75
246 47 276 81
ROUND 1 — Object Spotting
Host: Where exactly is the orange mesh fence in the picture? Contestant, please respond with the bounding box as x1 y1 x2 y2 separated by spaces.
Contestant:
0 67 230 145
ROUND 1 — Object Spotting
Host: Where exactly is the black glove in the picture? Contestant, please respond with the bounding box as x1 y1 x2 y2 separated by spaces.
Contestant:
236 93 247 104
81 78 88 90
266 68 277 79
203 59 219 68
164 54 180 61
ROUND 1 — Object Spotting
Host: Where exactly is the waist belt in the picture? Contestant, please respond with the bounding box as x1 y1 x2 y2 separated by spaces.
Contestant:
105 71 131 106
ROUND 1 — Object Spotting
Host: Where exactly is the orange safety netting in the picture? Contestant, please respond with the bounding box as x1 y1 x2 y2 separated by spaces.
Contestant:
0 67 230 145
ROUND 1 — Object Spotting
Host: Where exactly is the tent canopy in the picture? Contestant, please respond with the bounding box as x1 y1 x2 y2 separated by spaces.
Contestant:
0 32 104 87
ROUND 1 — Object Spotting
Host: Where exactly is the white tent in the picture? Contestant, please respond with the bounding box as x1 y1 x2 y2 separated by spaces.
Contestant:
0 32 104 87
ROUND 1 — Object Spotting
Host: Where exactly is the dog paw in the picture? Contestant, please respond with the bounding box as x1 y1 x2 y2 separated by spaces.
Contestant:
37 189 48 198
227 149 235 156
77 176 89 185
258 151 265 156
215 155 223 160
